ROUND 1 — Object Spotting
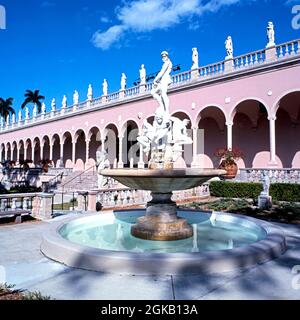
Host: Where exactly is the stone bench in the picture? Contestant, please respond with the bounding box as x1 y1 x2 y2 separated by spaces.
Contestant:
0 210 32 224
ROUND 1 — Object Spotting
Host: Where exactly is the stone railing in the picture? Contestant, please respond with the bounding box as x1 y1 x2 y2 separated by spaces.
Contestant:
238 168 300 184
1 38 299 133
85 184 210 211
0 192 54 219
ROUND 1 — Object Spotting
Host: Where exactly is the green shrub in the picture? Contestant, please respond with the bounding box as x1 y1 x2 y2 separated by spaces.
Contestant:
270 183 300 202
210 181 262 199
210 181 300 202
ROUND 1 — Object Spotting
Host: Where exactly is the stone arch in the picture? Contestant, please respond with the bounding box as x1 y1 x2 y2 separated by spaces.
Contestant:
18 140 25 162
74 129 86 171
103 123 119 166
62 131 73 168
1 143 5 162
5 142 11 161
12 141 17 162
120 119 139 167
196 106 227 168
274 91 300 168
33 137 41 164
51 134 61 167
232 99 269 168
87 126 102 167
42 135 51 161
25 138 32 161
229 97 271 123
195 104 227 127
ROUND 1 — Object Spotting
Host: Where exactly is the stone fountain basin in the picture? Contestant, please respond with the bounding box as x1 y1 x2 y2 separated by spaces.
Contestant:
101 168 226 193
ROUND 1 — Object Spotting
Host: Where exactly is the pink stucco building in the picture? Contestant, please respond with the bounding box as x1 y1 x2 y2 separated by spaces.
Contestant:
1 37 300 176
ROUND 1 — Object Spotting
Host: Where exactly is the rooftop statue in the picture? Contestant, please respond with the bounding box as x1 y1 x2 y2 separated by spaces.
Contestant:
73 90 79 105
62 95 67 109
266 21 275 48
120 73 127 91
191 47 199 70
102 79 108 96
139 64 146 85
225 36 233 59
51 98 56 111
87 84 93 100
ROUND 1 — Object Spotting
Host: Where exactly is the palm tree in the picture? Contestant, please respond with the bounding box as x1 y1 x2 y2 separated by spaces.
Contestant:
21 90 45 113
0 97 15 118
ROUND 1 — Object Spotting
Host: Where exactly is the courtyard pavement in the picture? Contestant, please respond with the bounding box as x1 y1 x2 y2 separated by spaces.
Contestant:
1 213 300 300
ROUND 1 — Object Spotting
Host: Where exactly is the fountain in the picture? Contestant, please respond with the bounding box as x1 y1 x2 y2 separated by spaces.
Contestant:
41 51 286 275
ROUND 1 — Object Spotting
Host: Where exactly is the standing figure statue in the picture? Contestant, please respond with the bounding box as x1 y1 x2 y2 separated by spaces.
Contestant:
41 103 46 114
62 95 67 109
151 51 173 114
191 47 199 70
25 106 30 119
51 98 56 112
120 73 127 91
225 36 233 59
18 110 22 122
33 105 37 118
87 84 93 101
261 171 270 196
266 21 275 48
102 79 108 96
73 90 79 105
139 64 146 85
96 150 110 189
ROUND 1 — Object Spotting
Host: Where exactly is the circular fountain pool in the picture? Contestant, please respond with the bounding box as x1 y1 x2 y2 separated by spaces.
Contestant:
41 210 287 275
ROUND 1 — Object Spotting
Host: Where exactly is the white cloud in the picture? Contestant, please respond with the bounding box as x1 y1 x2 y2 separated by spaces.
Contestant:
41 1 55 7
100 16 111 24
92 0 252 50
92 25 126 50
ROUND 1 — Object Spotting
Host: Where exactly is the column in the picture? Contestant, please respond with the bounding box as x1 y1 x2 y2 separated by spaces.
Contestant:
0 149 2 162
31 145 35 163
138 144 144 168
101 138 106 152
118 134 124 168
4 147 7 161
17 146 20 163
24 147 28 160
40 143 44 161
60 142 64 166
72 140 76 167
49 142 53 162
268 116 277 165
85 139 90 168
191 127 198 168
226 121 233 150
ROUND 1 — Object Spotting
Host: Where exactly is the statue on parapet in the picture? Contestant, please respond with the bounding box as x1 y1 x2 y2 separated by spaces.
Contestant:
191 47 199 70
266 21 275 48
102 79 108 96
139 64 146 85
225 36 233 59
151 51 173 114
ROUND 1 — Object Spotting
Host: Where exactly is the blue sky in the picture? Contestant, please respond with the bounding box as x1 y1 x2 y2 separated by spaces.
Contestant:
0 0 299 113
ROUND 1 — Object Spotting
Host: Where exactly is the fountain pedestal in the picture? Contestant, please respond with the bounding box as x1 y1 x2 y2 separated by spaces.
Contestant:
131 192 193 241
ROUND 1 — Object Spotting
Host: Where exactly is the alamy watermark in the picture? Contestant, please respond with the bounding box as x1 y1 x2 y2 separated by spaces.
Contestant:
0 265 6 284
292 5 300 30
292 265 300 290
0 5 6 30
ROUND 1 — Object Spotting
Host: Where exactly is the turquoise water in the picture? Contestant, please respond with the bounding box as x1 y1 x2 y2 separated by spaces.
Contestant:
60 211 267 253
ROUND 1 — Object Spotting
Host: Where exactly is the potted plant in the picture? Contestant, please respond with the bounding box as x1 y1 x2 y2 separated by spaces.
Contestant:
39 159 53 173
214 147 244 179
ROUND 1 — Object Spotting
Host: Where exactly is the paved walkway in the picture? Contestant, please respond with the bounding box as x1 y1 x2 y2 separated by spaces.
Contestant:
1 213 300 300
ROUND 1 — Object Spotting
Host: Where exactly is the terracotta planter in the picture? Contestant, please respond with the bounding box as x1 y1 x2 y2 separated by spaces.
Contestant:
219 160 238 179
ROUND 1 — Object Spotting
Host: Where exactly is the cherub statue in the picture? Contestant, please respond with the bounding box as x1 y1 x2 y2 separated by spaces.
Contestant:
96 150 110 189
